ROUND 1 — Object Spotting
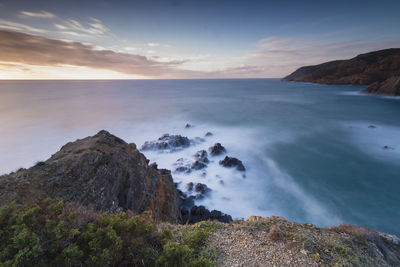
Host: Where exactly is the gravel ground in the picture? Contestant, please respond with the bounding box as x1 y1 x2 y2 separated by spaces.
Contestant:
205 216 399 266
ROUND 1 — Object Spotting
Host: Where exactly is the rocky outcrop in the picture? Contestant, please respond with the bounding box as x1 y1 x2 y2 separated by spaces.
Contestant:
0 130 181 222
141 134 191 151
181 205 233 224
283 48 400 95
209 143 227 156
219 156 246 171
364 75 400 95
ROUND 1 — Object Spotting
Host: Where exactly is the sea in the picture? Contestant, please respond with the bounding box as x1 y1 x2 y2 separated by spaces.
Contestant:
1 79 399 235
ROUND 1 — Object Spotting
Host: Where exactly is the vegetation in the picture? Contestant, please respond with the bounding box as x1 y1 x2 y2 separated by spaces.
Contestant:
0 199 216 266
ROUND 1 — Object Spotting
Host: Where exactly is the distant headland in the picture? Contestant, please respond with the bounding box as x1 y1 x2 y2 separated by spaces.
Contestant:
283 48 400 96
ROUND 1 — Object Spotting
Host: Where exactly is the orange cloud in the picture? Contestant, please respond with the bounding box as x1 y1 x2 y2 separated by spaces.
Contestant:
0 30 190 78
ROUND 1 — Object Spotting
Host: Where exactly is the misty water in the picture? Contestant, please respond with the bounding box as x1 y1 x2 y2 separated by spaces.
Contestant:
1 79 399 235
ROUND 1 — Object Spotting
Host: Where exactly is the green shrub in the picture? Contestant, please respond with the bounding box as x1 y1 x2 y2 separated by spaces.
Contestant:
0 199 217 266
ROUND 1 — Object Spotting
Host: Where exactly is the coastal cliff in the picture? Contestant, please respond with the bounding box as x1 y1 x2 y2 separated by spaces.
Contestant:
0 131 399 266
283 48 400 95
0 130 181 222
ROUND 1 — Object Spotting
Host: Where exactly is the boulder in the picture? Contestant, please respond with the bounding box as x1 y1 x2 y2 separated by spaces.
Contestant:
194 150 209 163
209 143 227 156
195 183 210 195
219 156 246 171
141 134 190 151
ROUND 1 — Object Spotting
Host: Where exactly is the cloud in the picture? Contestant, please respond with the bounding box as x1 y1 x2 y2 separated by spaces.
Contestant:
0 19 46 33
147 43 160 47
56 18 109 36
0 30 190 77
237 36 400 77
19 10 56 19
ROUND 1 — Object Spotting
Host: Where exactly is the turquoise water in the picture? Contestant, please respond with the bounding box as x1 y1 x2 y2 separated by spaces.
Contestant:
0 79 399 234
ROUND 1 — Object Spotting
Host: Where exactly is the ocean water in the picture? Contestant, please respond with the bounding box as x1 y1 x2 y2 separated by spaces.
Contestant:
1 79 399 235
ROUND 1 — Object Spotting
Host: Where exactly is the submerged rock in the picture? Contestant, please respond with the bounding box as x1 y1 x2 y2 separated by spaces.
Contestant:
195 183 210 196
173 158 192 173
209 143 227 156
191 160 207 170
186 182 194 191
194 150 209 163
141 134 190 151
219 156 246 171
0 130 181 222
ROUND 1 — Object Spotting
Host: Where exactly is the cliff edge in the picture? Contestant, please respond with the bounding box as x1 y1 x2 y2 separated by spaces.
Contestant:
0 130 181 222
283 48 400 95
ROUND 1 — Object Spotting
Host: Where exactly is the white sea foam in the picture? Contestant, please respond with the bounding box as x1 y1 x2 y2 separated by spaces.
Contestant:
341 121 400 164
112 116 342 225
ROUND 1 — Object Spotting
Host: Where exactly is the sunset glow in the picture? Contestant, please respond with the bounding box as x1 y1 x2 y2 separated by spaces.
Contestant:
0 0 400 79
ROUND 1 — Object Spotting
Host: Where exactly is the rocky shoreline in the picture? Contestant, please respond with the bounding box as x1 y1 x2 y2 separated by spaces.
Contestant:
283 48 400 96
1 130 399 266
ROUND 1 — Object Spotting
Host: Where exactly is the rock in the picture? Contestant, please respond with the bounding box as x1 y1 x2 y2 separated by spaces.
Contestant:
141 134 190 151
187 182 194 191
149 162 158 169
185 123 192 128
177 189 195 212
0 130 181 222
182 205 233 224
365 75 400 96
195 183 210 195
267 225 286 242
209 143 227 156
173 158 192 174
283 48 400 96
219 156 246 171
191 160 207 170
194 150 209 163
205 132 213 137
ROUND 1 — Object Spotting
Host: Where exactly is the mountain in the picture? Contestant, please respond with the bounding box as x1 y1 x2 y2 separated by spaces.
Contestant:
283 48 400 95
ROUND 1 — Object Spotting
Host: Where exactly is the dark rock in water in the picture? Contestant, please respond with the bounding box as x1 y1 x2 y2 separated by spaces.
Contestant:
173 158 192 174
0 130 181 222
187 182 194 191
185 123 192 128
174 166 192 173
191 160 207 170
219 156 246 171
195 183 209 195
191 150 209 170
194 150 209 163
182 205 233 224
194 183 210 199
205 132 213 137
141 134 190 151
368 125 377 129
209 143 227 156
177 189 195 212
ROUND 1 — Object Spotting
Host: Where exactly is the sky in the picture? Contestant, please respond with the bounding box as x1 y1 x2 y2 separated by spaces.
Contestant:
0 0 400 79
